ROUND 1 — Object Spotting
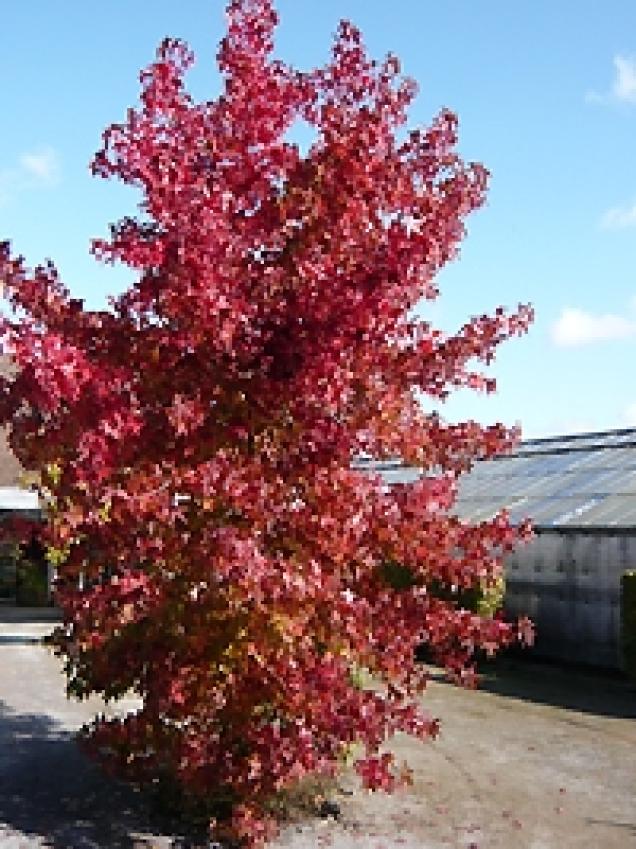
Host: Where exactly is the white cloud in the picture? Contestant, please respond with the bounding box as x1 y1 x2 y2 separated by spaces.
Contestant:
586 54 636 104
601 201 636 229
0 147 60 207
612 55 636 103
551 306 636 347
19 147 59 185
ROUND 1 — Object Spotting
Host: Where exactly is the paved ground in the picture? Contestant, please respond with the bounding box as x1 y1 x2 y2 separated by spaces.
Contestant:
0 610 635 848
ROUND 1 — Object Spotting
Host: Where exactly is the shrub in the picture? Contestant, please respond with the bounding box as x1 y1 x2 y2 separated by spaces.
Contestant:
16 557 49 607
459 574 506 619
621 571 636 680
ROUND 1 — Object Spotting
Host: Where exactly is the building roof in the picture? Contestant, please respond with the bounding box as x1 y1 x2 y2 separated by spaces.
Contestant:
350 456 424 487
0 428 24 489
354 427 636 530
0 487 40 512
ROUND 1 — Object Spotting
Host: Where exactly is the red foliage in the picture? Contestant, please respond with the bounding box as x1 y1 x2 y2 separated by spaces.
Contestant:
0 2 533 845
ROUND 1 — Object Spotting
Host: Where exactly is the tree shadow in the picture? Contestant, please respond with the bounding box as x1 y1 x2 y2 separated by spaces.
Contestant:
0 635 42 644
471 655 636 720
0 701 210 848
585 818 636 836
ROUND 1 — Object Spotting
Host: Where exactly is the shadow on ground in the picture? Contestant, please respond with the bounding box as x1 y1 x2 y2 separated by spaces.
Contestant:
0 701 209 849
585 818 636 837
472 656 636 720
0 606 62 623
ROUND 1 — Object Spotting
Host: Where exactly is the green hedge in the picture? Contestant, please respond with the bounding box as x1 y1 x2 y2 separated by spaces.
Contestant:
458 574 506 619
380 560 505 618
621 571 636 680
16 558 49 606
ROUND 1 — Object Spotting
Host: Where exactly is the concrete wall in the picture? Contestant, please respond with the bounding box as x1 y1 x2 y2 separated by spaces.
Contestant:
504 530 633 669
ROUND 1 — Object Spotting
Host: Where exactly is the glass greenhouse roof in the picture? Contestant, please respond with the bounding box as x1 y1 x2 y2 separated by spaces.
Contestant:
353 427 636 529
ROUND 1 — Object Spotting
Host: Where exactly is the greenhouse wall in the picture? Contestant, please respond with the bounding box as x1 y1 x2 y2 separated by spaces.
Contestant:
504 529 632 669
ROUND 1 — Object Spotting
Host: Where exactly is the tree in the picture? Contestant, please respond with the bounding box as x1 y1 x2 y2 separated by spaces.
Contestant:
0 1 534 845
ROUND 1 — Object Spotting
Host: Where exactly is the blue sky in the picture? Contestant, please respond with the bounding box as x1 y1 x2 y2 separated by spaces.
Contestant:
2 1 636 440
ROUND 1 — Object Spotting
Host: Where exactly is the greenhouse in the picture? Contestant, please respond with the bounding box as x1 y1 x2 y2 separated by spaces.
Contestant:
356 427 636 670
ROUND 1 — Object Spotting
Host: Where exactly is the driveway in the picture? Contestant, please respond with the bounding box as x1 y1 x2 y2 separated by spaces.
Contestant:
1 611 635 848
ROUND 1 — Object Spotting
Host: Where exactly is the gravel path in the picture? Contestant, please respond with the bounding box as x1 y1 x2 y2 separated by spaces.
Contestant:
1 612 635 848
